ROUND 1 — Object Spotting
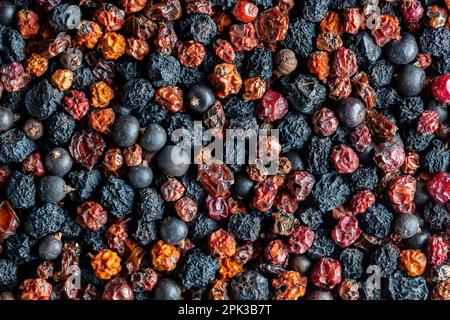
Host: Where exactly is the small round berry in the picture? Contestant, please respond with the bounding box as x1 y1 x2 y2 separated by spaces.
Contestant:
37 175 69 204
393 214 420 239
232 0 258 23
0 107 13 132
153 278 181 300
384 32 418 65
159 216 188 244
139 124 167 153
231 173 254 200
330 144 359 174
395 64 425 96
156 145 190 177
23 119 44 140
127 165 153 189
0 1 16 26
38 234 62 261
111 114 140 147
44 147 73 177
335 97 366 128
431 74 450 104
404 230 431 249
185 84 216 114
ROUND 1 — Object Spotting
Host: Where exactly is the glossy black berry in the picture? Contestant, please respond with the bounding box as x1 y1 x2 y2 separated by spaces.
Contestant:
404 230 431 250
153 278 181 300
139 124 167 152
185 84 216 114
0 106 13 132
111 114 140 147
44 147 73 177
231 173 254 200
156 145 190 177
38 235 63 261
393 214 419 239
385 32 418 65
395 64 426 97
335 97 366 128
127 166 153 189
159 216 188 244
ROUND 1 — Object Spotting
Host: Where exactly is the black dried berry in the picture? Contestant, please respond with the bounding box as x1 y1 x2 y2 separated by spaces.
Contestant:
246 48 273 81
120 78 155 111
340 248 364 280
100 175 135 218
302 0 330 23
397 96 424 124
278 111 312 153
423 202 450 232
387 271 428 300
179 14 217 45
230 270 269 300
307 136 332 175
0 26 26 65
188 212 219 242
179 249 219 289
282 17 316 58
67 169 101 202
228 213 261 242
359 204 393 238
24 203 66 239
369 59 394 88
136 188 165 221
133 101 168 127
371 243 399 278
422 139 450 174
307 228 337 260
45 112 76 145
297 207 324 231
6 171 35 209
312 172 350 212
0 259 18 290
147 53 181 87
25 79 63 121
419 27 450 57
0 128 35 164
82 230 107 252
132 218 157 246
49 4 81 32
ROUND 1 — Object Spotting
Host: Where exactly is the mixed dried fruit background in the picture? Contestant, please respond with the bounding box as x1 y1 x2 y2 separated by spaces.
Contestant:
0 0 449 301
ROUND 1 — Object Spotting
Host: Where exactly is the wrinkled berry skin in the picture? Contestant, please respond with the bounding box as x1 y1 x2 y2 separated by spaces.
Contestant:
432 74 450 104
230 270 269 300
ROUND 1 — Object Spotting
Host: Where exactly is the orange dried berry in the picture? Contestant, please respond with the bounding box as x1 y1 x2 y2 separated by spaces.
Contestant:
272 271 307 300
19 278 52 300
399 249 427 277
151 240 180 272
426 5 448 29
102 148 124 172
208 229 236 258
242 76 266 101
155 86 184 112
307 51 330 81
316 31 343 52
98 32 126 60
17 9 40 39
343 8 363 35
88 108 116 134
338 279 360 300
209 63 242 99
432 279 450 300
370 15 401 47
219 258 243 280
320 11 344 36
25 53 48 77
126 37 150 61
51 69 74 91
214 39 236 64
402 151 420 175
90 81 114 108
123 144 143 167
177 40 206 68
209 279 230 300
76 20 103 49
175 196 198 222
213 11 232 34
91 249 122 280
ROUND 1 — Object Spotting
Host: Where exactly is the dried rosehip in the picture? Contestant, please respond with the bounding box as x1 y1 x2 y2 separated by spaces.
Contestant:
25 54 48 78
154 22 178 54
288 226 314 254
119 0 147 14
22 153 45 177
51 69 73 91
366 110 398 142
274 192 299 214
265 239 289 265
206 195 229 221
271 211 299 236
402 151 420 175
90 81 114 108
95 3 125 32
145 0 182 21
350 190 375 214
316 32 343 52
151 240 180 272
286 171 315 202
343 8 363 35
432 280 450 300
177 41 206 68
310 257 342 290
0 201 19 241
102 148 123 172
370 15 401 47
155 86 184 112
388 175 416 208
308 51 330 81
106 224 128 252
1 62 31 93
255 7 288 43
69 130 105 170
126 38 150 61
338 279 359 300
432 74 450 105
123 145 142 167
320 11 343 36
253 178 278 212
19 278 52 300
98 32 126 60
328 76 352 100
399 249 427 277
417 110 440 136
401 0 424 24
426 235 448 266
427 172 450 205
160 178 185 202
272 271 307 300
349 124 371 152
214 39 236 63
256 90 288 122
76 20 103 49
198 163 234 196
125 14 157 40
209 279 230 300
278 0 294 13
333 47 358 78
209 63 242 99
91 249 122 280
312 108 338 137
64 90 89 120
330 144 359 174
17 9 40 39
242 76 266 101
175 197 198 222
209 229 236 258
229 23 258 51
426 5 448 29
77 201 107 232
373 142 405 172
102 278 134 300
219 258 243 280
332 215 361 248
88 108 115 134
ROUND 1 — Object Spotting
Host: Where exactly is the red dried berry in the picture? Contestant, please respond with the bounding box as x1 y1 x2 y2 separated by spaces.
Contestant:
400 0 424 23
185 0 214 15
1 62 31 93
229 23 258 51
22 153 45 177
64 90 90 120
175 196 198 222
213 39 236 63
177 41 206 68
206 195 229 221
274 191 299 214
69 130 105 170
373 142 405 172
417 110 440 136
330 144 359 174
332 215 361 248
154 22 178 55
432 74 450 104
370 15 401 47
256 90 289 123
350 124 372 152
160 178 185 202
288 226 314 254
310 257 342 290
286 171 315 202
427 172 450 205
312 108 339 137
123 144 142 167
77 201 108 232
232 1 258 23
343 8 363 35
388 175 417 207
350 190 375 214
426 235 448 266
332 47 358 78
254 7 289 43
328 76 352 100
197 163 234 197
0 201 20 241
253 178 278 212
265 239 289 265
94 3 125 32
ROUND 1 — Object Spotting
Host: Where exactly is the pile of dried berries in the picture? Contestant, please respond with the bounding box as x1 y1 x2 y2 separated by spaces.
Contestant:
0 0 449 301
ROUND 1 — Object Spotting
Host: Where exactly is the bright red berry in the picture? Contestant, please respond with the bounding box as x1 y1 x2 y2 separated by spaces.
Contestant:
432 74 450 104
427 172 450 205
332 215 361 248
232 1 259 23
